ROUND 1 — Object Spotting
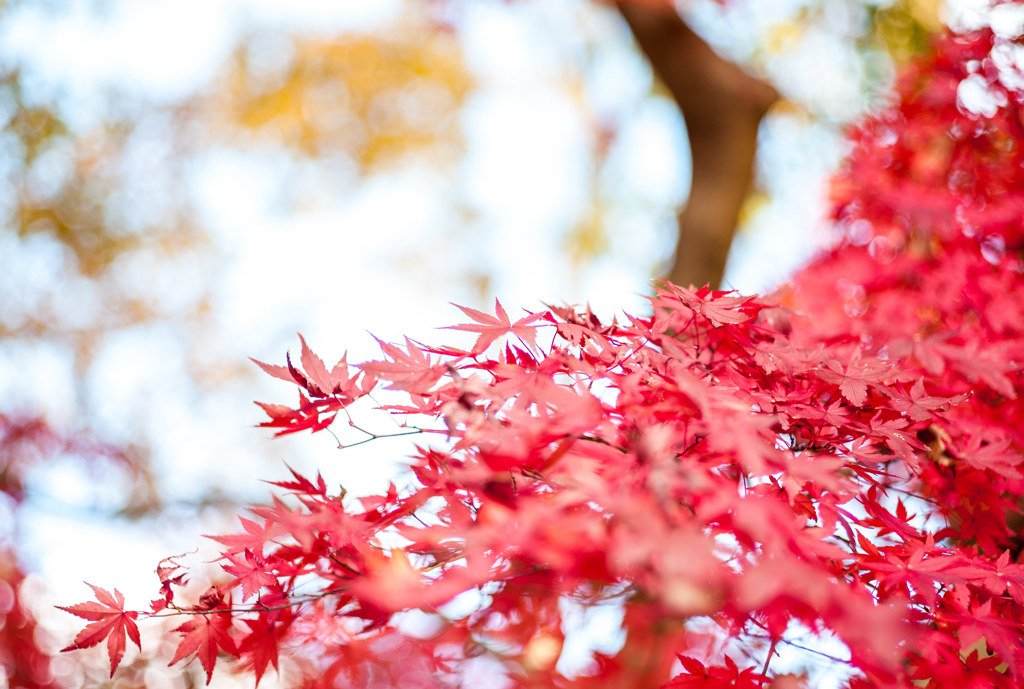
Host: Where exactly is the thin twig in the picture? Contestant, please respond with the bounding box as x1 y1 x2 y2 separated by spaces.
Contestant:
337 428 439 450
759 637 777 686
746 632 852 666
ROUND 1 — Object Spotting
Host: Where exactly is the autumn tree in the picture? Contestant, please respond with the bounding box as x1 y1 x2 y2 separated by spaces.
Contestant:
61 10 1024 688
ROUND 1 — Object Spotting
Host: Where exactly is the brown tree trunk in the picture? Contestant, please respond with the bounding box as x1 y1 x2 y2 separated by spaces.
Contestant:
616 1 778 290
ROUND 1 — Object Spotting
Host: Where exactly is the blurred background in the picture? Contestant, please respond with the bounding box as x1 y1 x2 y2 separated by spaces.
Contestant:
0 0 987 686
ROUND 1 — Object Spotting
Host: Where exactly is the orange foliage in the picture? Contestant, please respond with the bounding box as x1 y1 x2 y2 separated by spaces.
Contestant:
209 23 472 170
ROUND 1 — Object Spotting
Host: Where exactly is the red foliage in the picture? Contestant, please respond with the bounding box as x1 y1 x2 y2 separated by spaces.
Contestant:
61 24 1024 689
0 413 146 689
57 581 141 675
665 655 765 689
0 560 62 689
57 584 141 677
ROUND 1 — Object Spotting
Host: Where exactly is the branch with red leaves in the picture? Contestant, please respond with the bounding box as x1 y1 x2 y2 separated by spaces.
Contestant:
59 24 1024 689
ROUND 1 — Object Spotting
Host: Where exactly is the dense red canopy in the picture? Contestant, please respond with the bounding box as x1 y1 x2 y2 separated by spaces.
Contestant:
63 25 1024 689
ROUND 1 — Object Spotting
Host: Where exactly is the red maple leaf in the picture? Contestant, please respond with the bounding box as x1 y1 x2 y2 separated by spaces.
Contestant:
939 340 1017 399
57 583 141 677
376 391 443 415
446 299 543 354
207 516 277 554
297 334 356 396
882 379 967 421
252 336 366 401
171 609 237 684
951 432 1023 478
864 413 928 469
867 545 967 607
663 655 764 689
662 284 758 327
266 464 328 497
248 357 297 385
239 613 282 686
815 354 892 407
962 551 1024 604
360 336 447 394
947 597 1024 677
222 549 278 601
793 398 850 429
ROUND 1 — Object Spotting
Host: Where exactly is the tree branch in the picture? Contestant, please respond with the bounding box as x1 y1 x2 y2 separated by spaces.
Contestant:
617 1 778 289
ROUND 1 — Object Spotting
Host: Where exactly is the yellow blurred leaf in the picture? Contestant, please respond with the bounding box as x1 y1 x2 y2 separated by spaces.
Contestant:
208 20 472 171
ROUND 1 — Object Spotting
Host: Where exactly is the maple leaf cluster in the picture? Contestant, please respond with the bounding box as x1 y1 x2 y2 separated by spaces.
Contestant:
60 21 1024 689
